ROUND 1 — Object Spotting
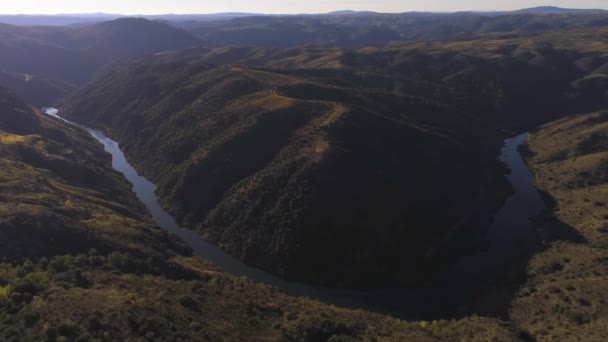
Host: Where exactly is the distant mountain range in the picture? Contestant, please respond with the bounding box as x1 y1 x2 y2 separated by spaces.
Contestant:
0 13 259 26
0 18 201 105
0 6 606 26
1 5 608 105
515 6 607 14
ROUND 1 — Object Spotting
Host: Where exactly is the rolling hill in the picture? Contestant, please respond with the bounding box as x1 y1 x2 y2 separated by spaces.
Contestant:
60 27 607 287
60 61 509 287
516 6 607 14
0 7 607 341
186 11 608 47
1 11 607 106
0 87 524 340
0 18 200 106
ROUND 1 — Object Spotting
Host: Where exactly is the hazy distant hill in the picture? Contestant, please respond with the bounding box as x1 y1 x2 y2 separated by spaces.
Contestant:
1 10 607 104
0 13 259 26
516 6 607 14
0 18 200 105
189 15 403 47
70 18 201 61
328 10 376 15
0 13 119 26
0 18 200 62
185 11 608 47
1 7 607 26
145 12 259 21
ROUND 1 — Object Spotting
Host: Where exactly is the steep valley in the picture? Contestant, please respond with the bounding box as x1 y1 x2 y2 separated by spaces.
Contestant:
60 28 608 288
0 9 607 341
0 18 200 106
0 88 528 341
60 56 511 288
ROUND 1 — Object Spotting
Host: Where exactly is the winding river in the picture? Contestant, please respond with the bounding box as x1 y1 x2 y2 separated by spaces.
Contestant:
44 108 546 319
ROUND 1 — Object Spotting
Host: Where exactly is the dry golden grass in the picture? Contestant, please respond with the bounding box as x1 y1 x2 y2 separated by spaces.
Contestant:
321 103 347 127
0 132 32 145
249 93 295 111
527 111 608 244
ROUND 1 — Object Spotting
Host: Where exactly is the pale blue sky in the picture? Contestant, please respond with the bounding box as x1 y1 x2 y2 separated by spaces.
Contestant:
1 1 607 15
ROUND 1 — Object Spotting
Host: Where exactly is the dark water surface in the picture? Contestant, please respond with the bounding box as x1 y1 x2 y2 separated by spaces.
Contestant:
44 108 546 319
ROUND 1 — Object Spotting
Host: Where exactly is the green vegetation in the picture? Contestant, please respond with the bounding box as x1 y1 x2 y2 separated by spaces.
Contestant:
61 27 607 288
60 54 512 287
2 11 608 106
505 111 608 341
188 12 608 47
0 253 521 341
0 88 188 260
1 10 607 340
0 87 523 340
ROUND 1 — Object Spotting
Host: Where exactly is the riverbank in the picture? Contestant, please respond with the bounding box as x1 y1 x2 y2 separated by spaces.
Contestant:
506 111 608 340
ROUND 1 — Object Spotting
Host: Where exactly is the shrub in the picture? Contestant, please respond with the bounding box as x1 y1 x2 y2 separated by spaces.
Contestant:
48 257 70 273
179 296 200 312
0 286 11 299
10 272 49 295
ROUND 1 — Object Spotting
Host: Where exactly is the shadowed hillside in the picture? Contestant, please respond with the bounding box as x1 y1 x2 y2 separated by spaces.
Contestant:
2 11 607 106
135 27 608 129
61 27 607 288
187 12 608 47
0 6 606 340
516 6 607 14
0 19 200 106
0 88 525 340
61 45 530 287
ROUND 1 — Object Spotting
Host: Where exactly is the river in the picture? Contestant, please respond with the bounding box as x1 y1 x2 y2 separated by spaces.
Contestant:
44 108 546 319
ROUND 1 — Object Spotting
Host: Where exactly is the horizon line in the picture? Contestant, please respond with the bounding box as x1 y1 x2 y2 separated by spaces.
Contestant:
0 6 606 17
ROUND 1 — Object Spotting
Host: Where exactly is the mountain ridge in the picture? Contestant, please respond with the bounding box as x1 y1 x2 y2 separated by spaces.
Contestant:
1 6 607 26
515 6 607 14
0 18 200 105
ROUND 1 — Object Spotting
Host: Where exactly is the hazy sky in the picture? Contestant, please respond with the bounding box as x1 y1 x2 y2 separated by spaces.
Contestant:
1 1 607 15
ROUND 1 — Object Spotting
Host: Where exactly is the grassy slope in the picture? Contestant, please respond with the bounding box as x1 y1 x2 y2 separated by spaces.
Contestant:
511 111 608 341
142 27 608 129
0 88 186 259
